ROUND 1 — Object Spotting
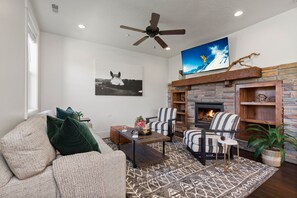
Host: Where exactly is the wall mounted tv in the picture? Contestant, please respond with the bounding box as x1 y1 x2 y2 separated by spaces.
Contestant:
181 37 230 75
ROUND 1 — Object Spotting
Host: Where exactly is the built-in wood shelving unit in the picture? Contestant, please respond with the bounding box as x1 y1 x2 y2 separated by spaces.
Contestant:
171 90 188 133
235 81 283 141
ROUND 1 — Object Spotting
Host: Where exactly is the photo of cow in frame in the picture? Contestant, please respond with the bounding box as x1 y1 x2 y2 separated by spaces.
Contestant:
95 64 143 96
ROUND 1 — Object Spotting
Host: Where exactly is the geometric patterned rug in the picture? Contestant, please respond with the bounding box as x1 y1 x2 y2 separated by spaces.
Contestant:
103 137 278 198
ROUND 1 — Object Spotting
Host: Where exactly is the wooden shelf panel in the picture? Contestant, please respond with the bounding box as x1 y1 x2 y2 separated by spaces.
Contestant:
177 112 186 115
240 102 276 106
172 90 186 93
173 101 186 104
241 118 276 125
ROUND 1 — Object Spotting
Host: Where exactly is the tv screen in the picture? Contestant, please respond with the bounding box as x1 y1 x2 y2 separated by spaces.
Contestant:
181 37 229 75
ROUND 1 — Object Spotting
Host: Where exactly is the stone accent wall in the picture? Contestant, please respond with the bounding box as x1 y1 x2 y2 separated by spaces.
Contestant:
169 62 297 164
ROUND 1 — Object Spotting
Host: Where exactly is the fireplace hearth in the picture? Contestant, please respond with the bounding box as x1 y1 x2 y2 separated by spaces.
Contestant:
195 102 224 129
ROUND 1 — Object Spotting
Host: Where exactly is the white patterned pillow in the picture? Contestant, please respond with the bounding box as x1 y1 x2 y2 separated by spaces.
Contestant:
0 114 56 180
0 150 13 187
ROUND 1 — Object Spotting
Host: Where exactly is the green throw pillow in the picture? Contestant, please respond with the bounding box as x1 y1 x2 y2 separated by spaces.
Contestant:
46 116 64 140
56 107 78 120
50 117 100 155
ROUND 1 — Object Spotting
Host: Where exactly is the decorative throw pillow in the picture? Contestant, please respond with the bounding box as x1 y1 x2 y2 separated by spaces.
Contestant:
0 115 56 180
50 117 100 155
47 116 64 140
56 107 78 120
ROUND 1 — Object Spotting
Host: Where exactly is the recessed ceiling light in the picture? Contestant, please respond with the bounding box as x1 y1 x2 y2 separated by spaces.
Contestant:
234 10 243 17
125 33 130 37
78 24 86 29
165 47 170 51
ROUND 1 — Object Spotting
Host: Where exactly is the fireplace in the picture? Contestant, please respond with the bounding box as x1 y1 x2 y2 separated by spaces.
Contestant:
195 102 224 129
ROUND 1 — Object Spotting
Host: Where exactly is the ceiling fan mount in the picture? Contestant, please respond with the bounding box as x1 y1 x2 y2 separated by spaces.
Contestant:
145 26 159 38
120 13 185 49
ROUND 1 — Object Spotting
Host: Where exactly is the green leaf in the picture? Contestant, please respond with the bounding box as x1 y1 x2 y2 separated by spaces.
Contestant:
254 145 266 159
249 138 268 148
280 147 285 163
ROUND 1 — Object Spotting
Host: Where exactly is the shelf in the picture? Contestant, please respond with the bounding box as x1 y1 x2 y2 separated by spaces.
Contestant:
173 101 186 104
176 112 186 115
172 67 262 87
171 90 186 93
240 102 276 106
241 118 276 125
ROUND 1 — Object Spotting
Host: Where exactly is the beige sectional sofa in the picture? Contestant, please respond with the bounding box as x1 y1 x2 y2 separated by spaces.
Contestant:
0 113 126 198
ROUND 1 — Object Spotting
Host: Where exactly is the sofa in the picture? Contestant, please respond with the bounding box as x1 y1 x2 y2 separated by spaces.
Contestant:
0 113 126 198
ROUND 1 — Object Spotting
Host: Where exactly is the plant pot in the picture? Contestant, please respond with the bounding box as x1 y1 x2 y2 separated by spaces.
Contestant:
262 149 281 167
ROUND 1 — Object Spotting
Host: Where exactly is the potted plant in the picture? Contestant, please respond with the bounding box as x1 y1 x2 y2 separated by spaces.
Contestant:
246 124 297 167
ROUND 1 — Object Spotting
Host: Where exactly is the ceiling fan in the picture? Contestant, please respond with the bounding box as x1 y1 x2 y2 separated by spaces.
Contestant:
120 13 186 49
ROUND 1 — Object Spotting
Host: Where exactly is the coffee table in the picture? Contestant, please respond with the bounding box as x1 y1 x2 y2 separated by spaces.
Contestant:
117 128 170 168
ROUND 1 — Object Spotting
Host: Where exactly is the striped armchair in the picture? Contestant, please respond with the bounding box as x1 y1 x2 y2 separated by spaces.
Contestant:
146 108 177 141
183 112 240 165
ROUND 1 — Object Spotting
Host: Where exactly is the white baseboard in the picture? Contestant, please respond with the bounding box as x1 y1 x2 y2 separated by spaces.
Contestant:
96 131 110 138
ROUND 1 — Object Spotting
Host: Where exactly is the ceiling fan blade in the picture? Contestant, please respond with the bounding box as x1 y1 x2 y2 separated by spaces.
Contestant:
133 36 149 46
150 13 160 30
159 29 186 35
120 25 145 33
154 36 168 48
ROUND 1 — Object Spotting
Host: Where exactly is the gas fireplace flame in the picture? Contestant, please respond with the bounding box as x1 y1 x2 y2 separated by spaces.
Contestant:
206 110 215 118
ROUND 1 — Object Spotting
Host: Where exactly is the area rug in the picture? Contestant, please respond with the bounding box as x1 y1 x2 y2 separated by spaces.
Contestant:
103 137 278 198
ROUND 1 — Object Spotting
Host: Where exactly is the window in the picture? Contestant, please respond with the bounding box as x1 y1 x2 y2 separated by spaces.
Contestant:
25 2 39 118
27 33 38 113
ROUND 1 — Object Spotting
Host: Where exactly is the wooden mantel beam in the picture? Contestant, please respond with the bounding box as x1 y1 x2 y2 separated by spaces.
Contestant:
172 67 262 87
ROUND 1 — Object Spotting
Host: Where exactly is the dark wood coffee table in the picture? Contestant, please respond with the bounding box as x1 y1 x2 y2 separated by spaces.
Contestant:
117 128 170 168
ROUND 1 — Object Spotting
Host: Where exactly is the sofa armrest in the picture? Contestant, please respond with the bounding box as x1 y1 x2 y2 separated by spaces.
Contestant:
101 150 126 197
53 151 126 198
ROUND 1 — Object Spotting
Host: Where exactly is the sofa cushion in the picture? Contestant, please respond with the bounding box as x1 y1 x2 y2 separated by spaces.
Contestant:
51 117 100 155
0 151 13 188
47 116 63 140
0 166 58 198
0 114 56 180
56 107 78 120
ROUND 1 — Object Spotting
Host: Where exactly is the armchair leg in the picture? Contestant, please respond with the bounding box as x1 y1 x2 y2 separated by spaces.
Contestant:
200 139 206 166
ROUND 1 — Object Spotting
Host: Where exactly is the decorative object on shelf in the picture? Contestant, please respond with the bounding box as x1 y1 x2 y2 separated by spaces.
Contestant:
135 116 145 129
246 124 297 167
76 111 84 121
220 136 225 141
226 52 260 71
178 70 184 80
95 62 143 96
268 96 276 102
256 94 267 102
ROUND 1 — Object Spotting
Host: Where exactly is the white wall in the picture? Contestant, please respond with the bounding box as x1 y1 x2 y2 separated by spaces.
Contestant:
168 7 297 82
40 33 168 136
0 0 26 137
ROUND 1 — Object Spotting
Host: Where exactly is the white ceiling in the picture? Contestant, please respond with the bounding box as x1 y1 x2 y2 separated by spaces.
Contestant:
31 0 297 58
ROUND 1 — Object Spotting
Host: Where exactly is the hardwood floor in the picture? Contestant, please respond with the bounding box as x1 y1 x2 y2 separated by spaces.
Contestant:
237 149 297 198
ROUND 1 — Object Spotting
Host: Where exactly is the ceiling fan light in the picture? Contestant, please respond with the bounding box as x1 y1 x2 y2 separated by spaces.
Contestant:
165 47 170 50
78 24 86 29
234 10 243 17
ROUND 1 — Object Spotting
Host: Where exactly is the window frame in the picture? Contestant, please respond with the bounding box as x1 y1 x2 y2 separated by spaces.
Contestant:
25 0 40 119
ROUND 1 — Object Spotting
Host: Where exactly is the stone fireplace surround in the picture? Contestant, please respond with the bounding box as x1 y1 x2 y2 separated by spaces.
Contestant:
169 62 297 164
